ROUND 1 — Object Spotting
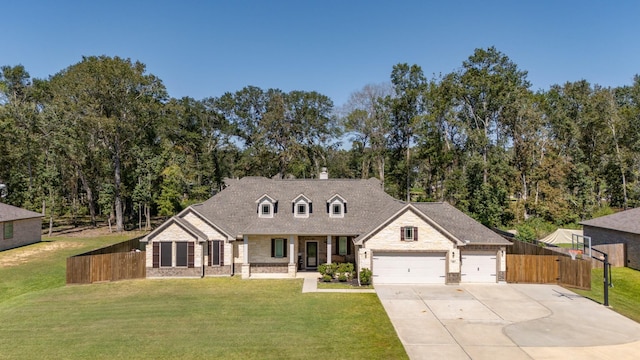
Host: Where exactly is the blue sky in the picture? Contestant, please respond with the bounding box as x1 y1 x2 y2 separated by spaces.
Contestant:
3 1 639 108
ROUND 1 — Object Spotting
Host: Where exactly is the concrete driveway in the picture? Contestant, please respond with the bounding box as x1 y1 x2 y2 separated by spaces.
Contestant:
376 284 640 360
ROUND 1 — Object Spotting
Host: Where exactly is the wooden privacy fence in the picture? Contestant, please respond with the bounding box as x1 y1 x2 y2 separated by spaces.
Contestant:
66 237 146 284
591 244 626 268
506 254 591 290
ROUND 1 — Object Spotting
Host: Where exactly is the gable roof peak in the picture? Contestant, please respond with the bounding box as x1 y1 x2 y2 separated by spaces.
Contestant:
292 194 311 203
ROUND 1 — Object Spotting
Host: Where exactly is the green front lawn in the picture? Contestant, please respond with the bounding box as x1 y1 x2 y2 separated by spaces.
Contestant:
0 235 406 359
570 267 640 323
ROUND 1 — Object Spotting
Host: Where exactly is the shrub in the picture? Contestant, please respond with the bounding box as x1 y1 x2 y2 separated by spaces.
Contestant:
359 268 372 285
338 273 347 282
318 263 336 277
322 274 333 282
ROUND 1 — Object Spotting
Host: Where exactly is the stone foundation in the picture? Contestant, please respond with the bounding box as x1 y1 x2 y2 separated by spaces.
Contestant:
147 267 201 278
204 265 232 276
250 263 289 273
446 272 461 284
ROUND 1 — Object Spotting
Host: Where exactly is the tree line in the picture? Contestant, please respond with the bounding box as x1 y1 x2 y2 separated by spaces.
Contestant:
1 47 639 234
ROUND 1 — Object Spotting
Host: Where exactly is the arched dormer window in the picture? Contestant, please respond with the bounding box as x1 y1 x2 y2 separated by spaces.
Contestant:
292 194 312 218
256 194 277 218
326 194 347 218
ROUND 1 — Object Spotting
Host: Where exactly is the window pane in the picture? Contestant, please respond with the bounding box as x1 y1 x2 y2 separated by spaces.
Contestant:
211 241 220 265
160 242 172 267
176 242 188 267
262 204 270 215
275 238 284 257
297 204 306 214
333 204 341 214
4 222 13 239
339 237 347 255
405 227 413 240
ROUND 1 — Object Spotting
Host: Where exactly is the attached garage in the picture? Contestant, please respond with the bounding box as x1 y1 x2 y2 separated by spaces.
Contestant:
372 252 447 284
461 252 497 283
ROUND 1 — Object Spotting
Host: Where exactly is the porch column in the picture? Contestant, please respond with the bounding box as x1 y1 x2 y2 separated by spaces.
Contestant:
288 235 296 277
242 234 250 279
289 236 295 265
327 235 332 264
243 235 249 264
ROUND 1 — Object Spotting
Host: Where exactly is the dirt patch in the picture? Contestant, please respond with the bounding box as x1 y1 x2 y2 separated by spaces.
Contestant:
0 241 83 268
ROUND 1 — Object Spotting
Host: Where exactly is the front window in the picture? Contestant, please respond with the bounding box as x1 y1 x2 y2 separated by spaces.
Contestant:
404 227 414 241
160 242 172 267
297 203 307 215
338 237 348 255
176 242 188 267
332 204 342 215
261 204 271 215
273 238 286 258
3 221 13 239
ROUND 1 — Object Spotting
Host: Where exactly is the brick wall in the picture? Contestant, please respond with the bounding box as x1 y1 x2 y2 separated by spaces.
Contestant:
0 218 42 251
147 267 201 278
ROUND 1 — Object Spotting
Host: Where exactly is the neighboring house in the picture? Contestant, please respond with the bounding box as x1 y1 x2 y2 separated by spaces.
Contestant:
581 207 640 270
141 173 511 284
0 202 43 251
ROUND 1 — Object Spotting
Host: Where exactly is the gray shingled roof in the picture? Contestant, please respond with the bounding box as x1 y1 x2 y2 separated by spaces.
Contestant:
411 202 511 245
580 207 640 235
188 177 508 246
194 177 404 237
0 202 42 222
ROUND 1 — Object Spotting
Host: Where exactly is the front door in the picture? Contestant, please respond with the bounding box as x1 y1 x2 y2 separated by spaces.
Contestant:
306 241 318 268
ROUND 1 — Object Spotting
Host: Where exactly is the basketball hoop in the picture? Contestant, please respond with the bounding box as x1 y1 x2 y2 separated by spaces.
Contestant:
568 249 581 260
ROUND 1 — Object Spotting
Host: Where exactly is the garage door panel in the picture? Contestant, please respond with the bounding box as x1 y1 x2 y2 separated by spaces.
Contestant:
373 252 446 285
461 252 497 283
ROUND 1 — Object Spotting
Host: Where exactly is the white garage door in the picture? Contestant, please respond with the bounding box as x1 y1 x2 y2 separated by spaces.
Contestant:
461 252 497 283
372 252 446 284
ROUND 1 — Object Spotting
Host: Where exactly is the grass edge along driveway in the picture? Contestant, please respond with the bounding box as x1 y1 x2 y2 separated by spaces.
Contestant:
0 235 406 360
570 267 640 324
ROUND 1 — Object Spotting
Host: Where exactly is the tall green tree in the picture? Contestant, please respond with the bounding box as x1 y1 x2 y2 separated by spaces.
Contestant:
48 56 167 231
386 63 428 200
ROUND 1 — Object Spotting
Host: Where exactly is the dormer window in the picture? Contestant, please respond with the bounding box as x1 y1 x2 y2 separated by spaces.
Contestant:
292 194 312 218
256 194 277 218
327 194 347 218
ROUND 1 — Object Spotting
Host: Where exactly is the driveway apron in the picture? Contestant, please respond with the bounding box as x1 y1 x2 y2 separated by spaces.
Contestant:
376 284 640 360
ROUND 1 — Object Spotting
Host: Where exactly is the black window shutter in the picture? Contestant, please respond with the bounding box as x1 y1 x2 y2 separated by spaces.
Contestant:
292 203 295 213
188 242 195 268
283 239 287 257
344 203 347 213
271 239 275 257
219 241 225 266
400 227 405 241
257 205 259 214
309 203 313 213
274 201 278 213
347 237 351 255
326 203 330 213
152 242 160 268
414 227 419 241
208 241 213 266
